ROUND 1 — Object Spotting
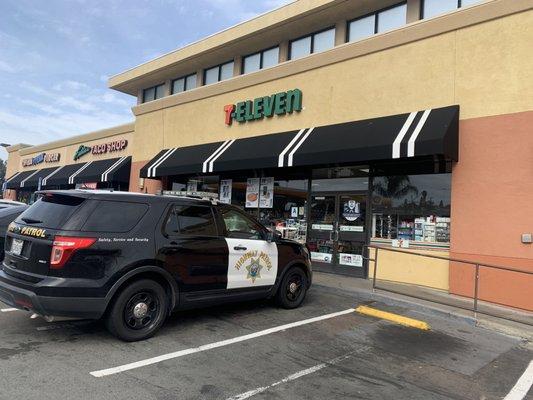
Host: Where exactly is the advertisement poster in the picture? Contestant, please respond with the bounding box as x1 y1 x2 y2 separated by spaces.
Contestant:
338 253 363 267
219 179 232 204
186 180 198 193
245 178 260 208
259 177 274 208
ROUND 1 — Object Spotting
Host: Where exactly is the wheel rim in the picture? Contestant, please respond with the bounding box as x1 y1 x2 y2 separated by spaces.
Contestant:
286 273 304 302
124 291 160 330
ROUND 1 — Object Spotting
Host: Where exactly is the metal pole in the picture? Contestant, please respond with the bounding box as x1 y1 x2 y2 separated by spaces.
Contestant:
372 248 379 292
473 264 480 319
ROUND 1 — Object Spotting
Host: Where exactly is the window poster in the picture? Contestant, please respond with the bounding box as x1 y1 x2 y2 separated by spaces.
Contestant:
219 179 232 204
259 177 274 209
187 180 198 193
338 253 363 267
245 178 260 208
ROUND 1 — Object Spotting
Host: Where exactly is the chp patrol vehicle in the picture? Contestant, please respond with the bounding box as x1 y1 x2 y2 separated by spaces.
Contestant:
0 190 312 341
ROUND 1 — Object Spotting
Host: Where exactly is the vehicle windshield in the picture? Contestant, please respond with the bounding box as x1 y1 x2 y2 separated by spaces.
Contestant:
16 194 86 229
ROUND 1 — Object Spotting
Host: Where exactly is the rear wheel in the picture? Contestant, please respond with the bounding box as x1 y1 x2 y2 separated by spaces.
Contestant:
275 267 308 309
105 279 168 342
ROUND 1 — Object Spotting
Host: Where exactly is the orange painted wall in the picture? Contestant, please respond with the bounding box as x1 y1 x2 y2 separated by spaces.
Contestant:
128 160 162 194
450 111 533 311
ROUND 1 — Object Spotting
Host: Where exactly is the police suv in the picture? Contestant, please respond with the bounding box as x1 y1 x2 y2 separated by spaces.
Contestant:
0 190 312 341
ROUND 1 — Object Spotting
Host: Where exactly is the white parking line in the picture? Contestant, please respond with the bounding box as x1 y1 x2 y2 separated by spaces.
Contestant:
226 346 370 400
90 308 356 378
504 360 533 400
1 308 18 313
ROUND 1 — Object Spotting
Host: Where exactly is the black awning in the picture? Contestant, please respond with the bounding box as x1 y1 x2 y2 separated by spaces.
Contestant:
41 163 87 187
20 167 60 189
290 105 459 168
4 170 39 190
72 156 131 184
140 105 458 178
211 129 304 173
140 142 229 178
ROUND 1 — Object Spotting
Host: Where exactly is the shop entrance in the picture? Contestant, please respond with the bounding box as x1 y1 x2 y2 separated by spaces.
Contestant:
307 192 368 277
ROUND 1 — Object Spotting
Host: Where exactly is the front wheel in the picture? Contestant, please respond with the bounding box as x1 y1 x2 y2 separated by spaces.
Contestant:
275 267 308 309
105 279 168 342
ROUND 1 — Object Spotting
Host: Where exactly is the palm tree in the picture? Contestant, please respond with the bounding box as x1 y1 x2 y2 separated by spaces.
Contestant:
373 175 418 239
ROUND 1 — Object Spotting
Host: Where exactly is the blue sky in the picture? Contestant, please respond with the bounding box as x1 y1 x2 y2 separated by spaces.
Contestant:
0 0 292 161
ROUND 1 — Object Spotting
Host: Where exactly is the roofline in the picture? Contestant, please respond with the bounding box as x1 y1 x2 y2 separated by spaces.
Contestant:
107 0 297 83
18 122 135 157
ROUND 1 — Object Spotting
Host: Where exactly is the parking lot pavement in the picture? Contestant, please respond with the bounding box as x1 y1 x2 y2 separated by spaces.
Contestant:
1 287 532 400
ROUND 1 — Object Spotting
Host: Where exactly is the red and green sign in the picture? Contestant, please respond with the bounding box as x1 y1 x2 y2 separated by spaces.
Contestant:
224 89 303 125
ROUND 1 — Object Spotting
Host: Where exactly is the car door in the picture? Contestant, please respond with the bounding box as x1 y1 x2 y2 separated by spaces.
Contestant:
216 206 278 290
158 203 228 292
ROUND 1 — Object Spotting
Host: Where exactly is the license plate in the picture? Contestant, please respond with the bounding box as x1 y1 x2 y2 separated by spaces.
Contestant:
11 239 24 256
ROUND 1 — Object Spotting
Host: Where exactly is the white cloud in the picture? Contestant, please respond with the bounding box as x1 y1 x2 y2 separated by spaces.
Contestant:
0 60 15 73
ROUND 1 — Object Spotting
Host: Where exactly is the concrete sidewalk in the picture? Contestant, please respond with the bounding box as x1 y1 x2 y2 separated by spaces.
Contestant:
312 271 533 342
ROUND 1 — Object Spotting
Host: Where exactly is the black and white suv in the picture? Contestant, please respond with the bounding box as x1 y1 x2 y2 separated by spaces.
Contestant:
0 190 312 341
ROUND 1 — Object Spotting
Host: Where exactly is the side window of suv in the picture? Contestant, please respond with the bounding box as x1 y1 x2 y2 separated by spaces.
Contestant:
220 208 264 240
165 204 218 236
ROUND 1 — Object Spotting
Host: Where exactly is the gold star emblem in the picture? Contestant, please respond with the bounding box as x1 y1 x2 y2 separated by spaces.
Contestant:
246 258 263 283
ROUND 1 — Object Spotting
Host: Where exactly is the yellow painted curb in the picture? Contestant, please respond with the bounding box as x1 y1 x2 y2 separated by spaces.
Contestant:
355 305 431 330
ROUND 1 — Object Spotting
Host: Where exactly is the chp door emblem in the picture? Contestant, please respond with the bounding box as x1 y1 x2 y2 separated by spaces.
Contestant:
235 250 273 283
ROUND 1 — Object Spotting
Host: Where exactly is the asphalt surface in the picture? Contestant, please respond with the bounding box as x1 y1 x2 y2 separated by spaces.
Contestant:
0 286 531 400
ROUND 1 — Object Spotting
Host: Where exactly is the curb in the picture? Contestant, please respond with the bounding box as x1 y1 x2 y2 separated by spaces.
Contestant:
312 283 532 341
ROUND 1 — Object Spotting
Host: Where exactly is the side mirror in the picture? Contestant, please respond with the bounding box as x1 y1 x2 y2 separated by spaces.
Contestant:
266 229 282 243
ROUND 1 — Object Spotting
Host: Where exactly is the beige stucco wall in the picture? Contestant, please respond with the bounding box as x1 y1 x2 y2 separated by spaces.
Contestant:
368 248 450 291
131 8 533 162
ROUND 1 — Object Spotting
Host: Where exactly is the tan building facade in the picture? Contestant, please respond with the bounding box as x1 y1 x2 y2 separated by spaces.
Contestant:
3 0 533 310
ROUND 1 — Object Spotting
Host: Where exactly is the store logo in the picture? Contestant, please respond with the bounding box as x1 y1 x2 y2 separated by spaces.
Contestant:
224 89 303 125
73 140 128 161
74 145 91 161
22 152 61 167
342 200 361 222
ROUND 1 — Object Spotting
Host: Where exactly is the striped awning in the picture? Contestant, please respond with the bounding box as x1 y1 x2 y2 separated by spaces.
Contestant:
140 105 459 178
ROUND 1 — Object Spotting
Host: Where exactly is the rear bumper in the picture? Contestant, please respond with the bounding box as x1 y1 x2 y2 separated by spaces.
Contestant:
0 270 107 319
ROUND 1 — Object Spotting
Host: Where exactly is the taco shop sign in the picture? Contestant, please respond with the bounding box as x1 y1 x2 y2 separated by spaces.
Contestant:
224 89 302 125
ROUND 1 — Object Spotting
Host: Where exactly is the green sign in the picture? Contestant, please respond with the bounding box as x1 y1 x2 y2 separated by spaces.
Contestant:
224 89 303 125
73 145 91 161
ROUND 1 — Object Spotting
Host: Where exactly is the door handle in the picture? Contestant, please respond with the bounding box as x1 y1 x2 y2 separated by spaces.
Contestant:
234 246 247 251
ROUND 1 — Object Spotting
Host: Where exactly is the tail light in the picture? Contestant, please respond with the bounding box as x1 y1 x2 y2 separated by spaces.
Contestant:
50 236 96 269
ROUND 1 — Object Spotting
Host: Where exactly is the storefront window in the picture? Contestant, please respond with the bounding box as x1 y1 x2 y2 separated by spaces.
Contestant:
371 173 451 244
311 166 369 192
259 178 308 243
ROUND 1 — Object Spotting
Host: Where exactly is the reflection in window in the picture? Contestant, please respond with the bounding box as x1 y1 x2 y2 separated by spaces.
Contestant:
348 15 375 42
142 83 165 103
220 208 262 240
289 27 335 60
243 47 279 74
204 61 234 85
347 3 407 42
166 205 217 236
371 174 451 243
290 36 312 60
259 179 308 243
377 3 407 32
172 73 197 94
422 0 481 19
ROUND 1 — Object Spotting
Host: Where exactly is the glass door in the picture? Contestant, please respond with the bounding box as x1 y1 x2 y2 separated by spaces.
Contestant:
307 195 336 265
307 192 368 275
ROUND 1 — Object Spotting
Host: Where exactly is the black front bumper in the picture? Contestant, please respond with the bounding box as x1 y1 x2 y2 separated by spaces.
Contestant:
0 269 107 320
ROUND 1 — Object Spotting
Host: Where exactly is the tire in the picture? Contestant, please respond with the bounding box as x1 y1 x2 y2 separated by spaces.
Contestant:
275 267 308 309
105 279 168 342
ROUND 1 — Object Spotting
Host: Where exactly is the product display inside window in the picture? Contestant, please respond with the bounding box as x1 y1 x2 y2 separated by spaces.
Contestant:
371 174 451 244
258 178 308 244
